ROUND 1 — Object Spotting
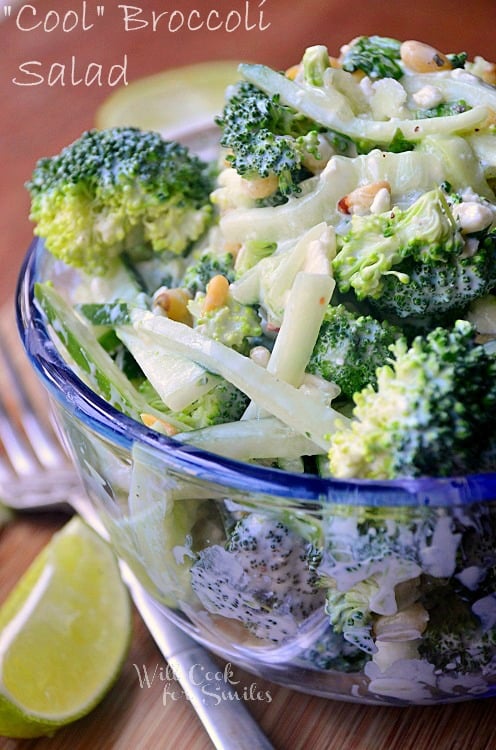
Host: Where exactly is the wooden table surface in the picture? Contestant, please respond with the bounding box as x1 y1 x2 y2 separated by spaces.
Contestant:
2 1 496 748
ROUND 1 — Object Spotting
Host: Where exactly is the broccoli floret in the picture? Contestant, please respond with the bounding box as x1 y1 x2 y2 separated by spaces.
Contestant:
415 100 471 119
419 585 496 673
188 292 262 354
26 127 214 274
340 35 403 80
325 581 378 654
328 320 496 479
182 250 236 296
307 304 402 400
176 378 249 429
137 370 248 430
190 513 325 642
333 188 496 320
234 240 277 276
216 81 325 198
372 228 496 320
457 503 496 576
299 625 370 672
333 187 464 302
447 51 468 69
372 245 496 320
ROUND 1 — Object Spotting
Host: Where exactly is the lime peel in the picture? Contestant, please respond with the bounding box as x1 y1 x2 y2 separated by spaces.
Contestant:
0 504 13 529
0 517 131 738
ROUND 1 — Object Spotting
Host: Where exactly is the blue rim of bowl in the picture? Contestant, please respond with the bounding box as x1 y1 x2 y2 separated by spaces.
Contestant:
16 237 496 508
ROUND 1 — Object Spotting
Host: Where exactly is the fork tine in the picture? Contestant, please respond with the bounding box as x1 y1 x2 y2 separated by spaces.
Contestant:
0 389 40 475
0 337 65 471
0 448 16 483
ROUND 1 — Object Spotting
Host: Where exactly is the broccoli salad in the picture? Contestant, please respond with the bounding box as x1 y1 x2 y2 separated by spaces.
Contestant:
27 36 496 703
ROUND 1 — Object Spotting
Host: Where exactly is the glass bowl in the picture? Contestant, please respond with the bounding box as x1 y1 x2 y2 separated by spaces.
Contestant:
16 236 496 706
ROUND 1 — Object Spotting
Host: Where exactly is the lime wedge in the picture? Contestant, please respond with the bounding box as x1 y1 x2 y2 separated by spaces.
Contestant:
95 60 241 138
0 517 131 738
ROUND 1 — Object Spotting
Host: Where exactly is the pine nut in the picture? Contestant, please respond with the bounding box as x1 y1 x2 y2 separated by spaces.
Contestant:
374 602 429 641
482 63 496 86
400 40 451 73
154 287 192 325
285 64 301 80
202 274 230 312
241 173 279 200
472 56 496 86
249 345 271 368
140 413 178 436
338 180 391 215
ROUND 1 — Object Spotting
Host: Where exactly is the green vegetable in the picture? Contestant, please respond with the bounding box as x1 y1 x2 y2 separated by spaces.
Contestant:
77 302 131 327
33 282 175 425
239 62 489 145
231 222 335 326
219 148 457 247
340 35 403 80
328 320 496 479
447 51 468 69
302 44 331 86
173 379 249 429
125 443 224 607
401 71 496 114
415 100 471 119
175 416 324 461
182 250 236 297
307 304 402 400
372 228 496 319
115 324 221 413
333 187 463 301
188 293 262 355
190 513 325 642
419 584 496 673
130 307 349 451
265 271 335 386
325 581 378 654
234 240 277 276
418 134 495 201
27 128 214 274
299 626 370 672
215 80 326 197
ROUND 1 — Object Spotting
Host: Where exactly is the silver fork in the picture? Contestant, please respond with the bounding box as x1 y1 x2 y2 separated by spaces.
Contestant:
0 335 274 750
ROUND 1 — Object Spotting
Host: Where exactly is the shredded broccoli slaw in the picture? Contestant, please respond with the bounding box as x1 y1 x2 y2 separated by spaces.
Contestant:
28 36 496 703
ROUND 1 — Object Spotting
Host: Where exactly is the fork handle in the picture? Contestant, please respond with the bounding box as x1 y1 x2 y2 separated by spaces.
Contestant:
127 567 275 750
166 645 275 750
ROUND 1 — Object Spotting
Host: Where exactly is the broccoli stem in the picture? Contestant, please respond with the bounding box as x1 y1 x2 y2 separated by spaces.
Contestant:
401 71 496 112
127 442 209 607
116 326 221 412
239 63 489 144
220 149 454 247
302 45 331 86
267 271 335 386
131 310 349 450
34 282 182 426
175 416 324 460
243 270 334 419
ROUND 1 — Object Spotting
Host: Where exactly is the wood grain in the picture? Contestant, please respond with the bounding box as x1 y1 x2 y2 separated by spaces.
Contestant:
2 2 496 748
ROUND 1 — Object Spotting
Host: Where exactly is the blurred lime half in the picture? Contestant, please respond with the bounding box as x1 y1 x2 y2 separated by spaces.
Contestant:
0 503 12 529
95 60 241 139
